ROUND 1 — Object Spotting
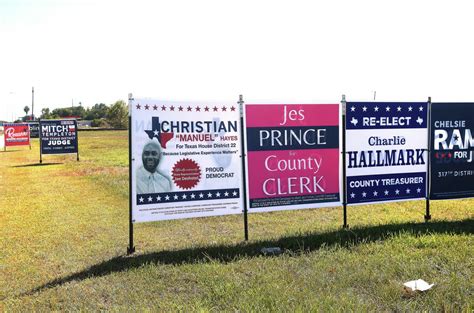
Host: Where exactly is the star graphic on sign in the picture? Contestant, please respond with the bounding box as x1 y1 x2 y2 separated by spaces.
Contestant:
204 106 210 112
195 107 201 112
182 194 187 199
416 117 424 125
170 106 175 111
374 106 379 112
187 106 192 112
144 104 150 110
362 106 367 112
178 106 183 111
230 106 236 111
350 117 359 126
232 191 238 196
153 105 158 110
362 192 367 197
145 117 174 148
453 134 459 142
419 106 424 111
136 104 141 110
207 192 213 198
384 190 389 195
161 105 166 111
216 192 221 197
173 194 179 200
350 193 355 198
213 106 218 112
190 193 196 199
199 193 204 198
395 189 400 195
406 188 411 194
221 106 227 112
139 197 144 203
386 106 390 112
148 196 153 202
397 106 402 112
350 106 355 112
373 191 378 196
417 188 421 193
165 195 170 200
156 196 161 201
224 191 229 197
408 106 413 111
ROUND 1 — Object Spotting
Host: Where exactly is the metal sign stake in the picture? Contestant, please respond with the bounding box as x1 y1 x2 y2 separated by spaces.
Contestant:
239 95 249 241
341 95 349 229
425 97 432 222
127 93 136 255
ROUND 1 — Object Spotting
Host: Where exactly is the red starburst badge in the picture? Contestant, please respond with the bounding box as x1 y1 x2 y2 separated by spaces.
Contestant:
172 159 201 190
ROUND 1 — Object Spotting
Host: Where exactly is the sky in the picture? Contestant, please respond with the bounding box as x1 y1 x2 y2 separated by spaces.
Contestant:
1 0 473 121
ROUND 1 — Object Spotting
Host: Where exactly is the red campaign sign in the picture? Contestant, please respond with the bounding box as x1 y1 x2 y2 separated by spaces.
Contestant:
245 104 341 212
4 123 30 147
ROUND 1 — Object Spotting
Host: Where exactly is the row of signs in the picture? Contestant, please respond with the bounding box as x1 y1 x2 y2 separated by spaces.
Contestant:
130 99 474 223
2 120 78 155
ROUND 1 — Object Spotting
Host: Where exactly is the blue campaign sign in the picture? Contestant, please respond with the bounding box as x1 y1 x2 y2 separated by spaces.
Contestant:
40 119 78 154
28 122 39 138
430 103 474 200
345 102 428 205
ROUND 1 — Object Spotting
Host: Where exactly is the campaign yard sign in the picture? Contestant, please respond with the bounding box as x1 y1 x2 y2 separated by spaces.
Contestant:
131 98 244 222
28 122 40 138
40 119 78 155
4 123 30 148
430 103 474 200
245 104 341 212
346 102 428 205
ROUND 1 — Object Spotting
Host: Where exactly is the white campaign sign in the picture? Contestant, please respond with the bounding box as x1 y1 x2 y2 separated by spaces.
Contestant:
131 98 244 222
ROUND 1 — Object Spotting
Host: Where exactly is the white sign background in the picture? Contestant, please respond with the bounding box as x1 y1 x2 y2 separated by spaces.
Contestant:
131 98 244 222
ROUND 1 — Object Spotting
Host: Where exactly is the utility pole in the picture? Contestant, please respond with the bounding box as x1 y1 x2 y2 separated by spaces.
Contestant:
32 87 35 120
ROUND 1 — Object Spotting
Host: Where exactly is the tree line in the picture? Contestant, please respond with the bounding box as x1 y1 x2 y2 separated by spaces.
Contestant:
28 100 128 128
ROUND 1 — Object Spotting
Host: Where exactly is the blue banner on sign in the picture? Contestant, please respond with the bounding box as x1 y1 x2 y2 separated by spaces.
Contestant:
246 126 339 151
347 172 426 204
346 102 427 130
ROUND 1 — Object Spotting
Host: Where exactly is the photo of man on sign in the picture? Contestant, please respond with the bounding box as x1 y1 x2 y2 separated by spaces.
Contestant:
136 140 172 194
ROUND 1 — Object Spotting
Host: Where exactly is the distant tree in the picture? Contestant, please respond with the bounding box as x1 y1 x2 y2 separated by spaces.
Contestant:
51 107 74 118
84 103 109 120
40 108 53 119
70 106 86 118
92 118 110 128
107 100 128 128
24 106 30 116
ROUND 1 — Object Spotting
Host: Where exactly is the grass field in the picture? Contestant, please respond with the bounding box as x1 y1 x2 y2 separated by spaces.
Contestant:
1 130 473 311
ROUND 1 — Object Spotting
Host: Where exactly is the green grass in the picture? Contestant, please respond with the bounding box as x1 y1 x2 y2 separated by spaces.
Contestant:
1 130 473 311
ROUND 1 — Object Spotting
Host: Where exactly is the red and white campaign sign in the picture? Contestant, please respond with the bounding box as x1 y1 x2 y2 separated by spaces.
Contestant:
244 104 342 213
4 123 30 147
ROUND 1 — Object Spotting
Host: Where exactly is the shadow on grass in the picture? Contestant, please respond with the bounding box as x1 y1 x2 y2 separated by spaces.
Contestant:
1 150 20 153
22 218 473 297
12 162 62 168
